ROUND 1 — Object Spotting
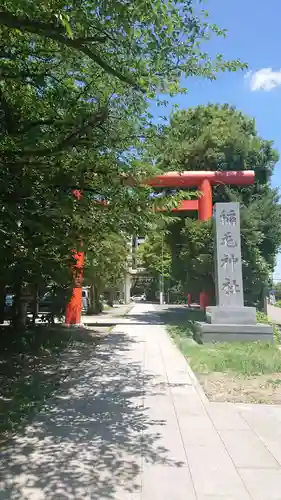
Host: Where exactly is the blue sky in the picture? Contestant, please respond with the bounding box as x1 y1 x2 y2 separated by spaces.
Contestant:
151 0 281 279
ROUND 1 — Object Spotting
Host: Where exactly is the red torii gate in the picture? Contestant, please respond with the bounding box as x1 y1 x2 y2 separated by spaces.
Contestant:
147 170 255 308
65 170 255 325
147 170 255 219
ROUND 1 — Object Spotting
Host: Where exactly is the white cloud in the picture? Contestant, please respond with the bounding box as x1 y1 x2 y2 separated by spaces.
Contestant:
245 68 281 91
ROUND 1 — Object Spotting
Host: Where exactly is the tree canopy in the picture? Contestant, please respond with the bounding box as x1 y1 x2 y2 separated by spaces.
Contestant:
0 1 247 325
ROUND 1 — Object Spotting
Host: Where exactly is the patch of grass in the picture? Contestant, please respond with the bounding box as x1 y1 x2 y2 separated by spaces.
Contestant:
0 324 99 444
103 303 113 310
168 322 193 338
159 307 204 330
184 342 281 376
167 309 281 377
164 308 204 352
267 378 281 387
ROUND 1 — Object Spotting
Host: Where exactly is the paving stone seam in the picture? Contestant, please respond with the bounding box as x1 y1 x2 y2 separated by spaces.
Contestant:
162 310 281 471
139 325 147 500
194 386 257 497
179 351 210 407
115 306 281 497
110 312 144 500
159 320 254 499
157 322 199 499
162 321 211 407
237 410 281 470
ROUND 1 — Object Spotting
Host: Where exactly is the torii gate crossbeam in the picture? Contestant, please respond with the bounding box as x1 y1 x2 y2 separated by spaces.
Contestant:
147 170 255 219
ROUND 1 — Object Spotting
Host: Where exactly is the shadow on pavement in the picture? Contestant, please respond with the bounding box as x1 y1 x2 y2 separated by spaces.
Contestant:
85 306 205 328
0 328 184 500
0 325 104 445
156 306 205 325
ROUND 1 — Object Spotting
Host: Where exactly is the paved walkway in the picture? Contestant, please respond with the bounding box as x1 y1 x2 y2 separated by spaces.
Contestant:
268 303 281 325
81 303 133 325
1 304 281 499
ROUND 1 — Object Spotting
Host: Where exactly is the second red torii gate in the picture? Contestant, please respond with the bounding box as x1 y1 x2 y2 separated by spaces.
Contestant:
147 170 255 308
65 170 255 325
147 170 255 219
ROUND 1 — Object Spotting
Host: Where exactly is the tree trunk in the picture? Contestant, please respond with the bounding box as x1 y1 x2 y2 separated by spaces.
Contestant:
89 285 94 312
0 282 6 324
94 284 103 313
11 281 31 330
108 288 114 307
31 286 39 325
89 284 103 314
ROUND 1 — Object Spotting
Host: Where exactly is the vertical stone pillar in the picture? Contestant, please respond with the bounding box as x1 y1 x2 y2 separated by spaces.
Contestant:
207 202 251 324
195 202 273 342
213 202 244 307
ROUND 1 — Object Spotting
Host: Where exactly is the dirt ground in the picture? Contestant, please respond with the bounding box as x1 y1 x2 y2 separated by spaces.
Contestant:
197 372 281 405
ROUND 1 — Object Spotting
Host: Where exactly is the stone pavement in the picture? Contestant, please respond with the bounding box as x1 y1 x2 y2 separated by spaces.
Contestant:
81 303 133 325
268 303 281 326
1 303 281 499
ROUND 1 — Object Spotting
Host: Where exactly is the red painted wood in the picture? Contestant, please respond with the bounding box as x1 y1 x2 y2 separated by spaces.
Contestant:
198 179 212 221
147 170 255 188
65 250 84 325
199 291 209 310
172 199 199 211
65 190 84 325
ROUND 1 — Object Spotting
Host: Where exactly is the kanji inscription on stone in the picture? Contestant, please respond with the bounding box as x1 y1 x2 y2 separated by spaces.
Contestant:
220 232 237 248
221 254 239 271
221 278 240 295
214 202 244 307
220 209 237 226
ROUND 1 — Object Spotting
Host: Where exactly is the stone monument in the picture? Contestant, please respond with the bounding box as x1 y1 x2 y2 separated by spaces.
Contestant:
195 202 273 342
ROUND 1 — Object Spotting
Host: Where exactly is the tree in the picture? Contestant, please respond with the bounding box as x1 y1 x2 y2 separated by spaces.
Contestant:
1 1 245 97
136 229 172 300
83 232 130 312
138 233 172 278
168 218 214 299
273 281 281 300
0 2 246 326
142 105 281 307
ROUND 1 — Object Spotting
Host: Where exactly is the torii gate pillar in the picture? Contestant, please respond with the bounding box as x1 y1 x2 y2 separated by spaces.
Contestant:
65 190 84 326
198 178 212 221
198 178 212 308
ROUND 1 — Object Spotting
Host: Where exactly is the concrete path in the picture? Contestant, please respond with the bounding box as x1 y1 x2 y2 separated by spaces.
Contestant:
1 304 281 499
268 303 281 325
81 303 133 325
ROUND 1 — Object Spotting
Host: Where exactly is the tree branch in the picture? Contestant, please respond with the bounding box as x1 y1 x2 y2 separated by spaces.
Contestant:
0 11 143 91
15 118 60 134
1 107 108 158
0 90 18 133
0 69 63 86
75 35 108 43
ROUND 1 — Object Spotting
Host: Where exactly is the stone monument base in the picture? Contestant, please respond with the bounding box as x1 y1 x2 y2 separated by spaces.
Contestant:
195 321 273 344
206 306 257 325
